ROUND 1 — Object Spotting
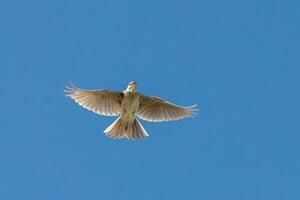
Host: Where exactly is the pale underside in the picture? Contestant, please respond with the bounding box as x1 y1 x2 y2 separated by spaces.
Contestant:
65 84 197 122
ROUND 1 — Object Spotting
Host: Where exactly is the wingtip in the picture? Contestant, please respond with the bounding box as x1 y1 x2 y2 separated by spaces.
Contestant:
187 104 199 116
190 104 198 108
64 82 80 95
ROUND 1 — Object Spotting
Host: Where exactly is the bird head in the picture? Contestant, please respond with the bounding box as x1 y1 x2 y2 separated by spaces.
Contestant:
126 81 137 92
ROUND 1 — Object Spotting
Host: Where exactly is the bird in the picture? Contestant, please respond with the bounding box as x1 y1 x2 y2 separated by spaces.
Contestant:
64 81 198 139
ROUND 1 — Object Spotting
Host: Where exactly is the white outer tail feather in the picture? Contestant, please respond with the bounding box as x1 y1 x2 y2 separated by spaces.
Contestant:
104 116 149 139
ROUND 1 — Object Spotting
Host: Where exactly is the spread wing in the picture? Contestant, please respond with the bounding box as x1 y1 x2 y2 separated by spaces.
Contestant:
137 94 197 122
65 84 123 116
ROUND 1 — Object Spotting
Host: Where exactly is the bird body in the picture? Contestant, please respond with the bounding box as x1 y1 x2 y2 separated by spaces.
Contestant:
65 81 197 139
121 90 140 121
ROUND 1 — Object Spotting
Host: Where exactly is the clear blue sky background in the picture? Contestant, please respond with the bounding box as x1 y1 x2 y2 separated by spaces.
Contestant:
1 0 299 199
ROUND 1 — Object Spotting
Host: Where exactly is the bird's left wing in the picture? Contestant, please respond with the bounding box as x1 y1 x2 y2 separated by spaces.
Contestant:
137 94 197 122
65 84 123 116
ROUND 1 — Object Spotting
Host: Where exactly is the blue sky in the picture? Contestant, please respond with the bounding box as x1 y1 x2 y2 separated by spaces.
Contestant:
1 0 299 199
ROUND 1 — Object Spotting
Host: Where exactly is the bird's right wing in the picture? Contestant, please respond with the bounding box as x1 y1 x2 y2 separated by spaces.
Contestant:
137 94 197 122
65 84 123 116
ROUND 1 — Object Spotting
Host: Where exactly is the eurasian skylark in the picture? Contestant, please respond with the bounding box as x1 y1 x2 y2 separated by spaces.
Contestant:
65 81 197 139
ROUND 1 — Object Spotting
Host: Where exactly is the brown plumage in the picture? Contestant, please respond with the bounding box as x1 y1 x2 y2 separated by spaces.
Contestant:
65 81 197 139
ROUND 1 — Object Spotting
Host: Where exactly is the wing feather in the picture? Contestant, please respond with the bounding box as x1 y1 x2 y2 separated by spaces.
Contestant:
65 84 123 116
137 94 198 122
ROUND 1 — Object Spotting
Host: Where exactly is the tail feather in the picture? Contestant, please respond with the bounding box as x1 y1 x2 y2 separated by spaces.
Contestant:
104 116 148 139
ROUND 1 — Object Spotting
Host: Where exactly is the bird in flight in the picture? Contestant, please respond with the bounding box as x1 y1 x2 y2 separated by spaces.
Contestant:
65 81 197 139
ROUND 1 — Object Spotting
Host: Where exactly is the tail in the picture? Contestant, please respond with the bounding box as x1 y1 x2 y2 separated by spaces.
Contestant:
104 116 149 139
